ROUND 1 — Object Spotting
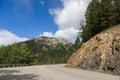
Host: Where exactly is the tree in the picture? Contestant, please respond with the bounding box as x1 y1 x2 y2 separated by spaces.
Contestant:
100 0 119 28
78 20 86 42
81 0 120 42
0 43 38 64
74 36 81 50
113 0 120 23
83 0 101 42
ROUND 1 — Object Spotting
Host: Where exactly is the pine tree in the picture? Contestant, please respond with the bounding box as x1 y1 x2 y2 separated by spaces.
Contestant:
81 0 120 42
83 0 101 42
100 0 118 28
74 36 81 50
113 0 120 23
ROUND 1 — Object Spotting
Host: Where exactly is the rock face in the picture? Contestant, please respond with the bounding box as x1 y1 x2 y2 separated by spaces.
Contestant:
67 25 120 74
34 36 70 45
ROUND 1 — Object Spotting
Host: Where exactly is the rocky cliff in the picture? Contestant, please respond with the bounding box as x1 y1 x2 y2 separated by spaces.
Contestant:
67 25 120 75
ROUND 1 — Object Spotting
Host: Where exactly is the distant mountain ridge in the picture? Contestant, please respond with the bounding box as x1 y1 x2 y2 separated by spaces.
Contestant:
0 36 74 65
26 36 71 45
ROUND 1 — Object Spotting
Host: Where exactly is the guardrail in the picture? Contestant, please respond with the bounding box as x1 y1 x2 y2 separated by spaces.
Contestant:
0 64 30 68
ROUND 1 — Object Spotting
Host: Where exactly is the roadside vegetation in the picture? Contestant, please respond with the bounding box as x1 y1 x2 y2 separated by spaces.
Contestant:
75 0 120 48
0 40 74 65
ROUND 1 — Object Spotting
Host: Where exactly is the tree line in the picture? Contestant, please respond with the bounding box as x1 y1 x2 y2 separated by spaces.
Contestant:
74 0 120 49
0 40 74 65
83 0 120 42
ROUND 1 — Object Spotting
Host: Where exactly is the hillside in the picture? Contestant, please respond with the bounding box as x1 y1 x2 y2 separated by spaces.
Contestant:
67 25 120 75
0 36 74 65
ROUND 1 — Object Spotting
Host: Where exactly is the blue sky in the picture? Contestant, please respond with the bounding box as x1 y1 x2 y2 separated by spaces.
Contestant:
0 0 91 45
0 0 62 38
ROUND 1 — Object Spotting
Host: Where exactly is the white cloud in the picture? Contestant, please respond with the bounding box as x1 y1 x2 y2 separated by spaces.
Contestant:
40 0 45 6
0 30 28 46
50 0 87 29
39 32 54 37
49 0 91 43
55 27 79 43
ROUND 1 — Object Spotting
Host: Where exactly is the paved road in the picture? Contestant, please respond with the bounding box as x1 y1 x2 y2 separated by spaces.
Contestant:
0 64 119 80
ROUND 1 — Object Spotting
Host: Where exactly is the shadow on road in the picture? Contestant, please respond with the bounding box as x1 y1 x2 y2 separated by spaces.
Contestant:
0 70 38 80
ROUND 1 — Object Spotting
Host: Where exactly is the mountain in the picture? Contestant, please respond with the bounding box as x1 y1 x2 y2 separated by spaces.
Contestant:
0 36 74 65
67 25 120 75
33 36 70 45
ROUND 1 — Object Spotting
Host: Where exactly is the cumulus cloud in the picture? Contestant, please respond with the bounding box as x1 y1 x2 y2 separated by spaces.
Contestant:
39 32 54 37
49 0 91 43
55 27 79 43
0 30 28 46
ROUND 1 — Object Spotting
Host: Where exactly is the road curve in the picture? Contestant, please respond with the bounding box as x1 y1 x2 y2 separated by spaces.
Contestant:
0 64 119 80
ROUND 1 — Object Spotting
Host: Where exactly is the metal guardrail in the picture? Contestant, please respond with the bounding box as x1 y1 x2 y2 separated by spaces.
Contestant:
0 64 30 68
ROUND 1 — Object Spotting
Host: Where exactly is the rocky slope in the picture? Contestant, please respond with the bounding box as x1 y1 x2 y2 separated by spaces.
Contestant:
67 25 120 75
28 36 70 45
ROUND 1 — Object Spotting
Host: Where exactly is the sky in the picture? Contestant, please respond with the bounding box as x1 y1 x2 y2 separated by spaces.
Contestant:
0 0 91 46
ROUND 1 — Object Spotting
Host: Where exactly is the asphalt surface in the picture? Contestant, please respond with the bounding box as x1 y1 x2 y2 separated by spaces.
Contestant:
0 64 119 80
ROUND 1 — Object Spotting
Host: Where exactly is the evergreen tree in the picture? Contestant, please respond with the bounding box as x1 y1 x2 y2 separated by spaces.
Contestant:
113 0 120 23
83 0 101 42
74 36 81 50
81 0 120 42
100 0 118 28
78 20 85 42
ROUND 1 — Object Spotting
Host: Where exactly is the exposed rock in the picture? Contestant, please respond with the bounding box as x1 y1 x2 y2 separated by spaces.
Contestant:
29 36 71 45
67 25 120 75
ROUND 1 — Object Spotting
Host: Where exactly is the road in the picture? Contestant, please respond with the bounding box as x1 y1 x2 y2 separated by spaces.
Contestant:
0 64 119 80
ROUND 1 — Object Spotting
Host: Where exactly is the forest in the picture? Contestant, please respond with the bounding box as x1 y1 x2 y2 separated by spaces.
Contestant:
0 38 74 65
80 0 120 42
